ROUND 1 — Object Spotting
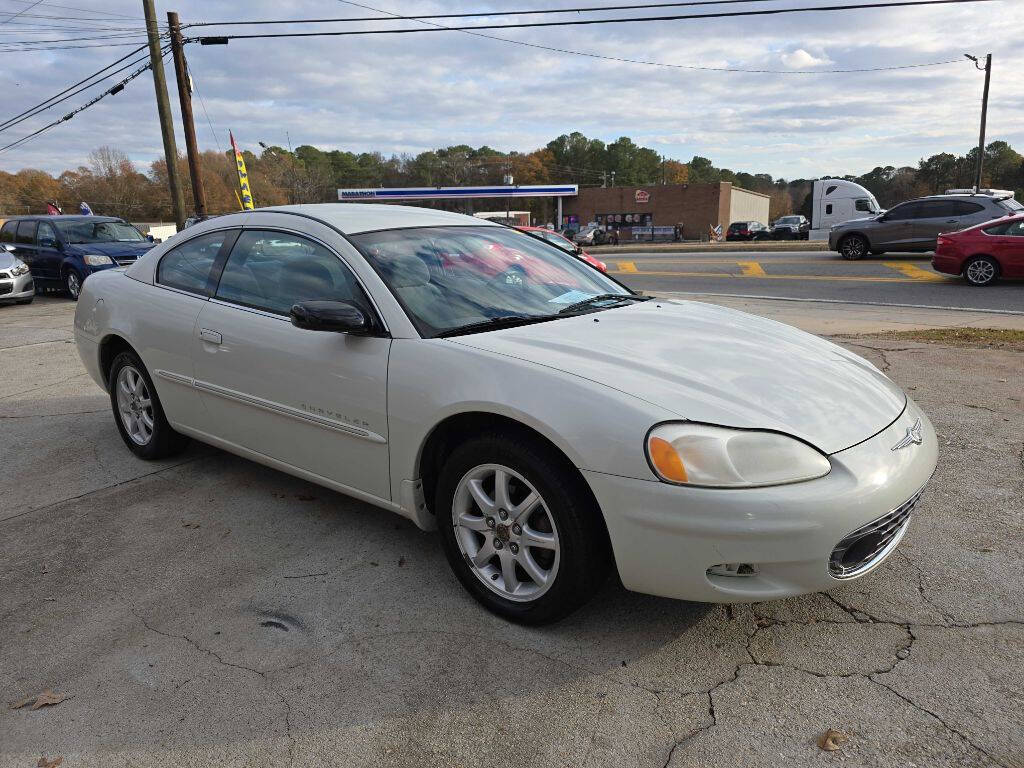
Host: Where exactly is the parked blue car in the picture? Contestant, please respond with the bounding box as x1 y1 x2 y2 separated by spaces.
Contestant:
0 215 157 300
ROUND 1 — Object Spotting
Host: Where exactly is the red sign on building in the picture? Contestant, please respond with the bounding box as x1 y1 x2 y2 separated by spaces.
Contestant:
635 190 651 204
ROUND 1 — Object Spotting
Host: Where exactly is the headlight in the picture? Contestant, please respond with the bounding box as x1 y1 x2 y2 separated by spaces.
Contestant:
11 262 29 276
646 422 831 488
83 254 114 266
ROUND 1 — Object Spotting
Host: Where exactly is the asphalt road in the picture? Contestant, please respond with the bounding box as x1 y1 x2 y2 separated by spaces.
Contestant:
2 298 1022 768
606 250 1024 312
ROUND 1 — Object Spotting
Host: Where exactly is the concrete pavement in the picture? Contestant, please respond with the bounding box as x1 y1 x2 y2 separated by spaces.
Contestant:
2 297 1022 768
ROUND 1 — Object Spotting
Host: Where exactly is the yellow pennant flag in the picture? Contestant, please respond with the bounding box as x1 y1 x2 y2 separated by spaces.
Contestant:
229 130 254 210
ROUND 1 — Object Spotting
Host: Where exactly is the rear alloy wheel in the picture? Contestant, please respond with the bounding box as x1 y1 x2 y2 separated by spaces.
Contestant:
64 268 83 300
437 433 610 624
839 235 869 260
963 256 999 287
108 350 190 459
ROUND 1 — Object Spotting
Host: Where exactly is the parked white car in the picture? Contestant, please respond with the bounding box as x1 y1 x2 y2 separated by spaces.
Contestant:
74 205 937 624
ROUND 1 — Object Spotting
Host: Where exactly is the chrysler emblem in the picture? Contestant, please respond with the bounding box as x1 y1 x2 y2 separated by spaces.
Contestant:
891 418 924 451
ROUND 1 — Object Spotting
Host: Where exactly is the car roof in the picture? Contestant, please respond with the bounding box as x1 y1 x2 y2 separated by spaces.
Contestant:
911 194 1002 202
264 203 500 235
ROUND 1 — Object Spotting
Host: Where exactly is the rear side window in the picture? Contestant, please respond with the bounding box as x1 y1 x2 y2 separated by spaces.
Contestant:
215 230 366 316
984 220 1024 237
0 221 15 243
157 231 229 296
952 201 985 215
16 220 37 245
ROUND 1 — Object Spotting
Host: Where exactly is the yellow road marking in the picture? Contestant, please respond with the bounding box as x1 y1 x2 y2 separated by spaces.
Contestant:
737 261 766 277
617 260 638 273
620 269 933 283
883 262 945 281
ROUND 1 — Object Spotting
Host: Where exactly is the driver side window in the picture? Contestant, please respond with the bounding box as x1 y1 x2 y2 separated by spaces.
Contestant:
215 230 366 316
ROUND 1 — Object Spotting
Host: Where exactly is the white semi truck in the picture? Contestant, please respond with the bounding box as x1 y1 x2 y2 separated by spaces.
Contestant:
809 179 883 241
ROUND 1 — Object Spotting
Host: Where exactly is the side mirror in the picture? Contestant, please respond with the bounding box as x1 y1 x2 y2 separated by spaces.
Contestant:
146 234 155 242
39 237 57 249
290 300 374 335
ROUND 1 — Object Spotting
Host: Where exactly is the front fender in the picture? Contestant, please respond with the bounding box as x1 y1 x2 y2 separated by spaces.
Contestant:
386 338 677 505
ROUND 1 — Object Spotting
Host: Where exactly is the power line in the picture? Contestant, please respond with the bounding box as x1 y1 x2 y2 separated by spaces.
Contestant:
0 39 150 51
335 0 966 74
192 0 999 42
0 0 141 20
0 54 157 154
185 0 792 27
0 0 44 27
0 42 149 131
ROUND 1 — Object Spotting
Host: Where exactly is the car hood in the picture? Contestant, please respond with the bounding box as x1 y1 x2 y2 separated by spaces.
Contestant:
0 251 22 271
451 300 906 454
834 216 878 229
66 241 155 259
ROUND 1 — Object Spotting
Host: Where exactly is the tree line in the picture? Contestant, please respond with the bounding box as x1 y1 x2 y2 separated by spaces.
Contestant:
1 133 1021 224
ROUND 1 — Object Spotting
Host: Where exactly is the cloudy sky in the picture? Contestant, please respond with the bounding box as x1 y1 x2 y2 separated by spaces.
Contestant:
0 0 1020 180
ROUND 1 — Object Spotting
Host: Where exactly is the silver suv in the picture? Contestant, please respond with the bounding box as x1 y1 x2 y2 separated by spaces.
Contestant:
829 193 1020 260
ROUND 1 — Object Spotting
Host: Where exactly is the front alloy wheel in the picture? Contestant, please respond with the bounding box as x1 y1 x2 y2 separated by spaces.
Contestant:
65 269 82 300
452 464 560 603
436 433 611 624
839 235 869 260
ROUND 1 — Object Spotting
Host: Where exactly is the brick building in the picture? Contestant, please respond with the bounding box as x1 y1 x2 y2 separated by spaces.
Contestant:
561 182 770 241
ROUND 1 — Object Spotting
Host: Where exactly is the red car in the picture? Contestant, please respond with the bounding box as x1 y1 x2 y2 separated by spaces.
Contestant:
932 214 1024 286
516 226 608 272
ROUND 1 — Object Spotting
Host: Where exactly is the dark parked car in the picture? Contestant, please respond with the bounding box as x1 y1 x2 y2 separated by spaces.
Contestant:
771 215 810 240
828 193 1022 260
0 215 156 300
932 214 1024 286
726 221 770 241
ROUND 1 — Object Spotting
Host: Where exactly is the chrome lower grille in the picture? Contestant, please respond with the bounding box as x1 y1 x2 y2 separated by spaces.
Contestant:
829 486 925 579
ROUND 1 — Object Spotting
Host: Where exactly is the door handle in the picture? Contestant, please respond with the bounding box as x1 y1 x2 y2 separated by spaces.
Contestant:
945 219 958 223
199 328 222 344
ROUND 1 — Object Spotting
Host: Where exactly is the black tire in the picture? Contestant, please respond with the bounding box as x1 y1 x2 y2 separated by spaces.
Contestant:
839 234 869 260
107 350 190 459
436 432 611 625
64 267 84 301
963 255 999 287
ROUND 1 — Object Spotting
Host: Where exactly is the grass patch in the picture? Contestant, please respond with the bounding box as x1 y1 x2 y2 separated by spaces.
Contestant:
864 328 1024 350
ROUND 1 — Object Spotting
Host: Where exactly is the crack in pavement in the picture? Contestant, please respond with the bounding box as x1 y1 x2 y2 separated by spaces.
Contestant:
0 408 107 419
0 455 204 524
1 372 90 399
131 607 297 767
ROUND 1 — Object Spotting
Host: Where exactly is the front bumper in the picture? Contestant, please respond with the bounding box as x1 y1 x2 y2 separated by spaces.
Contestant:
585 399 937 603
0 271 34 301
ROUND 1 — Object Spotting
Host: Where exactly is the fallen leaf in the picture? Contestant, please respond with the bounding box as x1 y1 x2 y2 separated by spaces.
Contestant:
398 557 406 567
817 729 849 751
181 521 200 529
10 689 69 711
38 756 63 768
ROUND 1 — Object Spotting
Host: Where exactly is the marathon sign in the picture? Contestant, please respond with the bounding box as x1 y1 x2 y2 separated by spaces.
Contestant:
338 185 579 201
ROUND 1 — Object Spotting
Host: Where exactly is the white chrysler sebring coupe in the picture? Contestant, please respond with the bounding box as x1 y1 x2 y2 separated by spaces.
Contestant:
74 205 937 624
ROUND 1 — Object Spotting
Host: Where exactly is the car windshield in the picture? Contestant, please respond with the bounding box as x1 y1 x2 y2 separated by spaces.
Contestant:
776 216 800 225
55 219 144 244
538 231 576 252
350 225 630 337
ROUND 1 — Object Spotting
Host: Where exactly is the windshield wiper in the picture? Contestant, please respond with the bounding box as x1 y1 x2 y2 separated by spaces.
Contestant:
434 314 560 338
556 293 650 315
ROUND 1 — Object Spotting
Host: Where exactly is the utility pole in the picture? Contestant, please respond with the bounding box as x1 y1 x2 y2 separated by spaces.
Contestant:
167 11 207 218
142 0 185 229
966 53 992 192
